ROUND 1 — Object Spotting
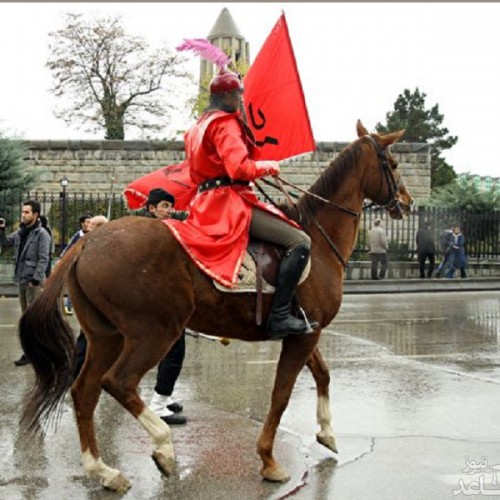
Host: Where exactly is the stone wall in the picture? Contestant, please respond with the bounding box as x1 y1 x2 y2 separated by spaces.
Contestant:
25 140 431 202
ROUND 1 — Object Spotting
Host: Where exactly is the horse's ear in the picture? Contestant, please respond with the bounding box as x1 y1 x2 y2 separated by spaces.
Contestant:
356 119 369 138
379 129 405 148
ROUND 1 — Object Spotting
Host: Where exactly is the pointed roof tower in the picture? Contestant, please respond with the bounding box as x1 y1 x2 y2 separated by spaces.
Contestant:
208 7 242 39
200 8 250 86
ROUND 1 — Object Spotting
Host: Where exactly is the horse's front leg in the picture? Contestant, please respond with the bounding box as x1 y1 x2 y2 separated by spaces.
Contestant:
306 346 337 453
257 336 318 482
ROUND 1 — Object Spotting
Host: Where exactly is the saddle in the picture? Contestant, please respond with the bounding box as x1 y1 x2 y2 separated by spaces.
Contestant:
247 239 283 287
213 238 311 326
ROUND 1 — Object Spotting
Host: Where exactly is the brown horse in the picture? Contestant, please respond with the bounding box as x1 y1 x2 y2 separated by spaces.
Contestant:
19 120 412 493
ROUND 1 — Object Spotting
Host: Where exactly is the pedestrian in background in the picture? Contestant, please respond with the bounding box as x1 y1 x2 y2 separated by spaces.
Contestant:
60 213 93 315
446 225 467 278
368 218 388 280
415 220 436 278
73 215 109 379
144 188 189 426
0 199 51 366
435 225 454 278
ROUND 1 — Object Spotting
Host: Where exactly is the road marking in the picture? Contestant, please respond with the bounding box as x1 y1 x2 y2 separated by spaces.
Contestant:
331 317 449 324
247 352 469 365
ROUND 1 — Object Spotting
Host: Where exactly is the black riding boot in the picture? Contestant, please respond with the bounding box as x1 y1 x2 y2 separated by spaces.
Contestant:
266 245 317 339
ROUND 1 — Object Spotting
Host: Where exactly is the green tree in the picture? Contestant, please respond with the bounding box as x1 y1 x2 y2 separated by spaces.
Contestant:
0 132 35 193
47 13 193 140
427 175 500 210
376 88 458 189
0 131 37 234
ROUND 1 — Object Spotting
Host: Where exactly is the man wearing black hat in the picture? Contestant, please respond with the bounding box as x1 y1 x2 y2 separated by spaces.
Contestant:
144 188 179 220
144 188 189 426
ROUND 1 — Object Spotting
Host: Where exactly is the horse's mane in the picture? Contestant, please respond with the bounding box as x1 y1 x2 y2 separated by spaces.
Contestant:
284 140 363 229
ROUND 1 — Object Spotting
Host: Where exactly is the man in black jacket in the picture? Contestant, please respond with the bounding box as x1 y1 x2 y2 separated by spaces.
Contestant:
144 188 189 426
0 199 51 366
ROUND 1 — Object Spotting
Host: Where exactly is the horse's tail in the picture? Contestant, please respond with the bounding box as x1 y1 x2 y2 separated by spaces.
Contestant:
19 240 85 434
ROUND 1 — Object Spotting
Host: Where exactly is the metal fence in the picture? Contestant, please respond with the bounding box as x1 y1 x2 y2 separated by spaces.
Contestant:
352 205 500 262
1 190 499 261
0 190 129 255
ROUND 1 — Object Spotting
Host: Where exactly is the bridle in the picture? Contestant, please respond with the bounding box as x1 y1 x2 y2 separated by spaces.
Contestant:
363 135 402 211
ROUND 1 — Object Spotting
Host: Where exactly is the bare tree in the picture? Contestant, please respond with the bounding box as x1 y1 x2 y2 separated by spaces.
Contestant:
47 13 193 140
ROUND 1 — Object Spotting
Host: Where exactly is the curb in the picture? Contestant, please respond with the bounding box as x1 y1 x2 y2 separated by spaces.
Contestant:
342 277 500 294
2 278 500 298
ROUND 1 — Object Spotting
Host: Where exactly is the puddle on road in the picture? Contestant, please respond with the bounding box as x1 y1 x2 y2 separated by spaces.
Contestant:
321 292 500 382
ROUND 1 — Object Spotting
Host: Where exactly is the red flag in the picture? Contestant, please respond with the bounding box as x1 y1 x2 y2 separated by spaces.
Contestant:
124 13 313 210
123 160 197 211
243 13 315 160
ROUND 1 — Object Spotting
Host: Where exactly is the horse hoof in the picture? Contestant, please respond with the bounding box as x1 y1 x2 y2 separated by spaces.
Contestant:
316 432 338 453
261 464 290 483
102 471 131 493
152 450 176 477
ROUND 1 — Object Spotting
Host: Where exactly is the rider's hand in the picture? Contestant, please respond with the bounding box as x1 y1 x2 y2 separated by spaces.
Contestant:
255 161 280 178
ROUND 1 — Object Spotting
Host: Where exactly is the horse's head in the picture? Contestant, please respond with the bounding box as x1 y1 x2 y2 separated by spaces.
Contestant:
356 120 413 220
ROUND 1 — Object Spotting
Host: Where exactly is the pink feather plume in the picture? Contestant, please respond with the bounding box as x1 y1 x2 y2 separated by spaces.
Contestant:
176 38 231 70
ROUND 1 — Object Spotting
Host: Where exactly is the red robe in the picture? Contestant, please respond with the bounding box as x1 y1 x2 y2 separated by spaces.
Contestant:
165 110 298 288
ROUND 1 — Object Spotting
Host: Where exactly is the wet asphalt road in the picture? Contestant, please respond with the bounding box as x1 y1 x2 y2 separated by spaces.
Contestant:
1 291 499 500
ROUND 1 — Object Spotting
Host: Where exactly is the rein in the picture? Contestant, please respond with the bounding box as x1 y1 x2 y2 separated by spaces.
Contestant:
260 135 401 268
258 176 356 269
274 176 359 218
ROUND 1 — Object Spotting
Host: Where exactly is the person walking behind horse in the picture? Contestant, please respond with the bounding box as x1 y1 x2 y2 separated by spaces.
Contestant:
368 218 388 280
446 225 467 278
166 68 317 339
72 215 109 380
0 199 51 366
144 188 189 426
60 213 93 315
415 220 436 278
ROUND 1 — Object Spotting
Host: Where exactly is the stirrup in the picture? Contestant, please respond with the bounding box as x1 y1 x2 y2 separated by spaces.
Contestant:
267 313 317 340
298 306 318 333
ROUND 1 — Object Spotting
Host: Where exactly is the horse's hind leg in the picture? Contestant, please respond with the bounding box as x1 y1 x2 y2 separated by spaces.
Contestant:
69 274 132 492
71 332 132 492
306 346 337 453
100 326 183 478
257 336 319 483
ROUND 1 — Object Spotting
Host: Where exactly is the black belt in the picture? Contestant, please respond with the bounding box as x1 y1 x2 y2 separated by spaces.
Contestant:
198 176 250 193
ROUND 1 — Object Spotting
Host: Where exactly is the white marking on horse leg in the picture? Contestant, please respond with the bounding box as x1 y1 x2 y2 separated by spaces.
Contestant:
81 449 130 492
316 395 338 453
138 407 176 475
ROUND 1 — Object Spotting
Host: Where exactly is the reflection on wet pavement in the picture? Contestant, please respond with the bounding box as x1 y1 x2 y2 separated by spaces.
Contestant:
324 292 500 382
1 291 500 499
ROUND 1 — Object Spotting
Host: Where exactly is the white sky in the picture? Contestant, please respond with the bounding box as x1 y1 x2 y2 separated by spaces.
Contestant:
0 2 499 178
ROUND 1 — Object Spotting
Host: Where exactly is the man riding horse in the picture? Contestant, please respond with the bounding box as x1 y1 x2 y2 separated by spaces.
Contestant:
165 68 318 339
